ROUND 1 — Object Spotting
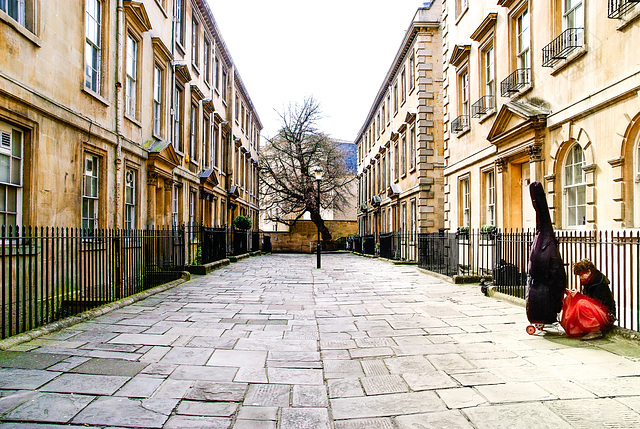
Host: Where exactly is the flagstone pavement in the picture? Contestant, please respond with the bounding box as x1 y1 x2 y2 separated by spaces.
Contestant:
1 253 640 428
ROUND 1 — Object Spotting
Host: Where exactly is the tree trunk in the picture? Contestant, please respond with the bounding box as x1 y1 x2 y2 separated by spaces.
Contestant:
309 206 332 243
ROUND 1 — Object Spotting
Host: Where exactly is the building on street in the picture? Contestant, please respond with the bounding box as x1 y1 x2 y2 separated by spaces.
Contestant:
355 1 445 243
0 0 261 231
443 0 640 232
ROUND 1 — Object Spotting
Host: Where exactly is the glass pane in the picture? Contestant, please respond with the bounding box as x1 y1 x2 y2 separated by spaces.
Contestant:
90 176 98 197
0 186 5 211
577 206 586 225
11 158 20 185
6 213 15 227
11 130 21 157
7 186 16 212
577 185 586 205
0 213 5 226
0 154 10 183
568 207 577 226
568 188 576 207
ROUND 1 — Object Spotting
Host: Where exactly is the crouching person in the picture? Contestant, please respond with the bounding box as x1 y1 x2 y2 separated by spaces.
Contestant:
561 259 616 340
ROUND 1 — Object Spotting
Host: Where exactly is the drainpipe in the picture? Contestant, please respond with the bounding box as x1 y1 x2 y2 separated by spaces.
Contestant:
114 0 125 228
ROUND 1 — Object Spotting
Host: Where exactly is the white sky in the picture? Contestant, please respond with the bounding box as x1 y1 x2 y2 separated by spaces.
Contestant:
206 0 428 143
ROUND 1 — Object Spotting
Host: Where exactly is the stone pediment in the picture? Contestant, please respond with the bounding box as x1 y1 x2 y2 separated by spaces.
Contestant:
487 102 548 146
145 139 180 179
124 1 152 33
450 45 470 68
199 168 219 188
228 185 240 199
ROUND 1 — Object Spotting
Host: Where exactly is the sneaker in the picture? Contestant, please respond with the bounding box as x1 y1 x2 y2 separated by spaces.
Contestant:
581 331 602 341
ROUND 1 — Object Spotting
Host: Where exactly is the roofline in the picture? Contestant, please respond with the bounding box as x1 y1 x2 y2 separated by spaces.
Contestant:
354 8 440 143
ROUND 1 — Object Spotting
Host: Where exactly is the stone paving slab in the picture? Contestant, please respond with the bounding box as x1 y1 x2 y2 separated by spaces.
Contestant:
2 392 94 423
2 254 640 428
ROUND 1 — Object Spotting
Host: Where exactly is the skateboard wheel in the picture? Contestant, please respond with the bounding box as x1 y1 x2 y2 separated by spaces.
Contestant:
526 325 537 335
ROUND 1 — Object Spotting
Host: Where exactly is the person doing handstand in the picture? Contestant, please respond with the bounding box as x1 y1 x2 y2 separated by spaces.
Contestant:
561 259 616 340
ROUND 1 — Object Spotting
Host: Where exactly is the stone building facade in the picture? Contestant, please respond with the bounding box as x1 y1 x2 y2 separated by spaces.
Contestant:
356 1 445 239
0 0 260 231
443 0 640 232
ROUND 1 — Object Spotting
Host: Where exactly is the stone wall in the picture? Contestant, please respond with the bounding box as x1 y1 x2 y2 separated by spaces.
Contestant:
264 220 357 253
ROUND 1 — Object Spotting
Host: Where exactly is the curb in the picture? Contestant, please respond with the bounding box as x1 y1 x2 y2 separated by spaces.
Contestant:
0 273 191 350
184 258 231 275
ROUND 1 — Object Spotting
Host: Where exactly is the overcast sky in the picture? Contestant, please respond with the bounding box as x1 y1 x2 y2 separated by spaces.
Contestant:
206 0 428 143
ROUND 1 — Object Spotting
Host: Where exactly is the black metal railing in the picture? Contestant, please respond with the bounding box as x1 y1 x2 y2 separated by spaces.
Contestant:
1 226 186 339
451 115 470 133
362 234 376 255
542 28 584 67
471 95 495 118
500 68 530 97
413 228 640 333
608 0 640 19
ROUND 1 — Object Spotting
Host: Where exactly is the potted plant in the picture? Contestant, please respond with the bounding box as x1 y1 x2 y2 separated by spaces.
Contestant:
233 215 252 230
456 226 469 240
480 224 497 240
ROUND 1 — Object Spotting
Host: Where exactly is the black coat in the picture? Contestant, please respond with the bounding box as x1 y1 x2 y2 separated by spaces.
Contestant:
582 270 616 319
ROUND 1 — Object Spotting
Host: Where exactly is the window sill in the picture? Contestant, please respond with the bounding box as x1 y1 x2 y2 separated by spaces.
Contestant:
192 63 200 76
82 87 110 107
617 7 640 31
175 41 186 57
550 46 587 76
0 11 41 46
479 110 497 124
455 128 471 138
125 113 142 128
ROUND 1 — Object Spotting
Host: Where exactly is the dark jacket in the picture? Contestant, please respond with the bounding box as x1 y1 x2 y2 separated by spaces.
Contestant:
582 270 616 319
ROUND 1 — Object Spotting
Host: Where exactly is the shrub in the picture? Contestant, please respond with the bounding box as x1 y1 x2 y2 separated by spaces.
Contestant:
233 215 252 230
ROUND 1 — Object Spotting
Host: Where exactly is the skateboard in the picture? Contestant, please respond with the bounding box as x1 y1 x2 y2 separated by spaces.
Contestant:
526 323 545 335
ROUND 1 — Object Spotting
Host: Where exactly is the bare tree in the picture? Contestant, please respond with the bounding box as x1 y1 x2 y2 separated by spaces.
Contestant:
259 96 355 242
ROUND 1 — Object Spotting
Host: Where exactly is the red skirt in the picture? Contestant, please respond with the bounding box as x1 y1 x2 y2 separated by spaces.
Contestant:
560 292 612 337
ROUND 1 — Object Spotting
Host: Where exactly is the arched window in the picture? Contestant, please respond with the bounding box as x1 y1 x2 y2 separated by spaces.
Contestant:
564 144 586 227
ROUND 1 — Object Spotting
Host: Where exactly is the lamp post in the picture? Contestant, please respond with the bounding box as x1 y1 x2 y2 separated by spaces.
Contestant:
314 166 323 269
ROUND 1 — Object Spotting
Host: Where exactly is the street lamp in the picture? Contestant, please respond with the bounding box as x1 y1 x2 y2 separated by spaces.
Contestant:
314 166 324 269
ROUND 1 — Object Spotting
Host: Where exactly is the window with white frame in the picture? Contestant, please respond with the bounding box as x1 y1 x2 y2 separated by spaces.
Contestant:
564 0 583 30
411 199 416 233
174 85 183 152
484 170 495 226
393 82 398 114
153 65 162 135
483 44 495 99
516 7 530 70
124 169 136 230
564 144 586 227
214 53 219 90
401 134 407 176
189 189 196 227
125 33 138 117
0 123 23 228
401 67 407 103
190 103 198 162
203 114 210 168
175 0 184 46
85 0 102 94
410 126 416 171
458 69 470 119
204 39 211 84
191 19 199 68
394 141 399 181
456 0 468 18
172 185 179 226
460 177 470 227
82 154 99 231
409 51 415 91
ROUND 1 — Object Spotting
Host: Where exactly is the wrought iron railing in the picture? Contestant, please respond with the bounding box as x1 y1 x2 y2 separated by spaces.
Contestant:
471 95 495 118
608 0 640 19
500 68 530 97
451 115 470 133
1 226 186 339
542 28 584 67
